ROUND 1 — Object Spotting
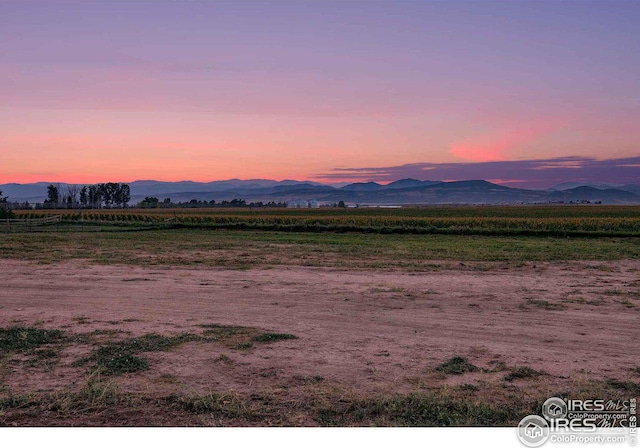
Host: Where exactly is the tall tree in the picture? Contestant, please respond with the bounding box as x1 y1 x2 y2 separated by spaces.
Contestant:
88 185 102 208
0 190 11 218
113 183 130 208
101 183 118 208
64 184 79 206
119 183 130 208
79 186 88 207
98 183 112 207
46 184 60 204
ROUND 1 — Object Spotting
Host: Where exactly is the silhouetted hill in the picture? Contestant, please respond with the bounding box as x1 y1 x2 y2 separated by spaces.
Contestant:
620 184 640 195
2 179 639 205
550 181 617 191
340 182 383 191
385 179 424 189
0 182 54 202
549 182 640 195
547 186 640 204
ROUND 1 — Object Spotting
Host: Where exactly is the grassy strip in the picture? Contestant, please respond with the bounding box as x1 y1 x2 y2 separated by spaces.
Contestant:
11 215 640 238
17 205 640 219
315 393 529 426
2 371 637 426
8 219 640 237
1 229 639 266
170 221 640 238
0 385 534 426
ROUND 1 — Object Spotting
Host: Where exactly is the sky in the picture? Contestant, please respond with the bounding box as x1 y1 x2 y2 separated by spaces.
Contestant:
1 0 639 188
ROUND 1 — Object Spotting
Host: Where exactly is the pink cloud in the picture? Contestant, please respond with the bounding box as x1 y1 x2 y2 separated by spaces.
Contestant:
449 120 563 162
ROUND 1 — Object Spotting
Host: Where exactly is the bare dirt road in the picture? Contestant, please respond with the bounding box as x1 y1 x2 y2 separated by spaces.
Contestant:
1 259 638 405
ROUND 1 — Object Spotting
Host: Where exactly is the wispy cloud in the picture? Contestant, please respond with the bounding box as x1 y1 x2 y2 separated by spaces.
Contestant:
449 121 563 162
318 156 640 188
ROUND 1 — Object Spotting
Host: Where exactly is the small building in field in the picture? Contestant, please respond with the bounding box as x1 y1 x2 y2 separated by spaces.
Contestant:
286 200 320 208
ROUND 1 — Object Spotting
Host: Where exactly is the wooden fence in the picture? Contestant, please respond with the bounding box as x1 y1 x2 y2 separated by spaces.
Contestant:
1 215 62 232
0 215 179 233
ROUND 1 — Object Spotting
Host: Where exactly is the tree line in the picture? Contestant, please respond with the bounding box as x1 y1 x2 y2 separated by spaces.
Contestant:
44 183 131 208
137 197 287 208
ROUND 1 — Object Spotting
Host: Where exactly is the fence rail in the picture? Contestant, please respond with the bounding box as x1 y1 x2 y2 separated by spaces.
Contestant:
1 215 62 232
1 215 176 233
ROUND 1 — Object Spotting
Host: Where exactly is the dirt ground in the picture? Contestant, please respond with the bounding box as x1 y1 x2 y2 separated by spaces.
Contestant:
1 258 638 402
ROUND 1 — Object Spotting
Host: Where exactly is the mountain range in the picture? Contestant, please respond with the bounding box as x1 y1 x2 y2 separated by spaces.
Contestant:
2 179 640 205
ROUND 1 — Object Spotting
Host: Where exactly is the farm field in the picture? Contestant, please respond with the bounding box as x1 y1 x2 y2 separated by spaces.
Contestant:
1 207 639 426
12 205 640 236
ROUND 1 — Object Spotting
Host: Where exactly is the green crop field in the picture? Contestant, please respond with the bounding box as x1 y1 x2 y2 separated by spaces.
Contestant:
12 205 640 237
2 206 640 267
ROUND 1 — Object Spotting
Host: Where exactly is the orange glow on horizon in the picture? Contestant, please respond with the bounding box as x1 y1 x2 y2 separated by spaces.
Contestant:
449 120 563 163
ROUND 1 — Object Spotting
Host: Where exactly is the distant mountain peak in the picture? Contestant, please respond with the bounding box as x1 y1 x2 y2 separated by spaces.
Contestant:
386 178 424 187
340 181 383 191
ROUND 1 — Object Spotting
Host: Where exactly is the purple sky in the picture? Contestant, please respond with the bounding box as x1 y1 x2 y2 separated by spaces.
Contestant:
1 1 639 187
